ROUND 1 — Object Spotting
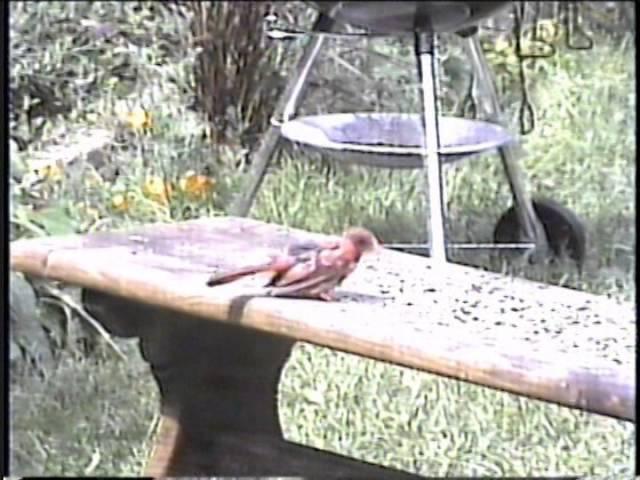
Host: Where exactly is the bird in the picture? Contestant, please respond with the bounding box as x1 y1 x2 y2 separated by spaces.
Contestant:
206 227 380 301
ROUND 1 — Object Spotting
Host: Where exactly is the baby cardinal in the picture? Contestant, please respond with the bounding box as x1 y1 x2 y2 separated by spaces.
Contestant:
206 227 380 301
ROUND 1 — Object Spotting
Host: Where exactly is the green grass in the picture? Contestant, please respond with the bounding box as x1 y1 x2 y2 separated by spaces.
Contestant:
9 2 635 477
10 343 157 476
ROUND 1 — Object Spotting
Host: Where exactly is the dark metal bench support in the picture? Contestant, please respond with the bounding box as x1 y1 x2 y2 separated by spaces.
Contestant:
82 288 424 478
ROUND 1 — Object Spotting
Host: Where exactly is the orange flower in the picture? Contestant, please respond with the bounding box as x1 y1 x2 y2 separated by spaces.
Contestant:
178 170 216 201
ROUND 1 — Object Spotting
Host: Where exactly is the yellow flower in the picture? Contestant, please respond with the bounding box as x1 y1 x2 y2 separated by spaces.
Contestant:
178 170 216 201
111 192 135 213
142 176 173 205
125 107 153 132
30 162 64 183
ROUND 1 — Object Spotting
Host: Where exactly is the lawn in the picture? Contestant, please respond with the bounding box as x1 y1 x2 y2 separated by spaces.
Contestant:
9 2 635 477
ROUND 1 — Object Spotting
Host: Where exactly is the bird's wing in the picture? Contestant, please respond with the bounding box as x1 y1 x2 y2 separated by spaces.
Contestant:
286 238 340 257
267 253 355 295
206 254 295 286
267 269 342 297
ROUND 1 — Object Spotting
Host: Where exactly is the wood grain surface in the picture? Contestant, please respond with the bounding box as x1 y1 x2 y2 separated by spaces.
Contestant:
10 216 636 421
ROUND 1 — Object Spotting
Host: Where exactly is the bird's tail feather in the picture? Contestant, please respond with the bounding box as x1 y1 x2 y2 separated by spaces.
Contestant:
206 263 272 287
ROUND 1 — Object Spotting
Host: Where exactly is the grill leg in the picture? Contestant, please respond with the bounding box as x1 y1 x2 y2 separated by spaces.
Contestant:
415 32 448 264
229 13 335 217
461 33 550 259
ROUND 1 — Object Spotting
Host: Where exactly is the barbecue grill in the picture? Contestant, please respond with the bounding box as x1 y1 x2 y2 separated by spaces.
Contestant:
230 1 586 268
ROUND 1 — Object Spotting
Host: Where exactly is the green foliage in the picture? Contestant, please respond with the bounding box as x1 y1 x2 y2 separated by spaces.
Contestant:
10 273 54 370
9 1 635 477
10 346 157 476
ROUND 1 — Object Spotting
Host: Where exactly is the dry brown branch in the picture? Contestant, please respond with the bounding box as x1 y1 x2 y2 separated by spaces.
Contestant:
38 283 127 361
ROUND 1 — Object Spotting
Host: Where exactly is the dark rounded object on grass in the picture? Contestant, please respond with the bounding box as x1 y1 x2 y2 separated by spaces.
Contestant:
494 198 587 268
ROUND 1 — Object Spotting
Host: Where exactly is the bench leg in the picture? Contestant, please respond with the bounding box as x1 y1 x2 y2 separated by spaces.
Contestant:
83 289 425 478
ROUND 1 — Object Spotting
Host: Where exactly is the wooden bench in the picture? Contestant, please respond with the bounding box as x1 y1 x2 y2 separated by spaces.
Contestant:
10 216 635 477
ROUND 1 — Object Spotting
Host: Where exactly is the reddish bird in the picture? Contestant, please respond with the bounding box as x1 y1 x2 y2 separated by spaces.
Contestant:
206 227 380 301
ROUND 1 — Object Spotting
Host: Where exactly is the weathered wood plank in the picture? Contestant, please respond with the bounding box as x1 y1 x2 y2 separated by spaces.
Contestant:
10 216 635 421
